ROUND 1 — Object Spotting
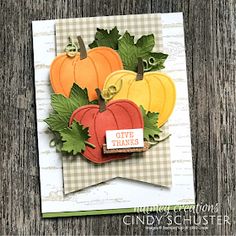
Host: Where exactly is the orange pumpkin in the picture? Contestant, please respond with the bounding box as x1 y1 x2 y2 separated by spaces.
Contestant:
50 36 123 100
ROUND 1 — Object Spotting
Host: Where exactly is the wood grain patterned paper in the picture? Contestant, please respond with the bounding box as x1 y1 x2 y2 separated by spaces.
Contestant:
32 13 195 217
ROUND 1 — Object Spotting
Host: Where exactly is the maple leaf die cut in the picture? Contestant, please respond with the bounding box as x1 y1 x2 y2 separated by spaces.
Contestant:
89 27 168 72
45 83 96 155
60 121 95 155
140 106 161 141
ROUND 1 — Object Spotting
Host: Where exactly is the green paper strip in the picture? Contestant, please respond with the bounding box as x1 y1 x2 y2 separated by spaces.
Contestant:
42 204 195 218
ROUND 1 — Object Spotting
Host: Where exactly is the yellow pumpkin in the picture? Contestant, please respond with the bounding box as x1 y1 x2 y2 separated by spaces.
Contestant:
103 58 176 127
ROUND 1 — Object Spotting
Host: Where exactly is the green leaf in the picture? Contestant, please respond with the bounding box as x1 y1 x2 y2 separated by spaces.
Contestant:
88 27 168 72
140 106 161 141
69 83 89 107
51 94 77 117
45 113 69 131
45 83 90 132
117 32 137 71
45 83 96 155
90 99 99 105
118 32 156 71
143 52 168 72
89 27 121 50
88 40 98 49
59 121 93 155
136 34 155 56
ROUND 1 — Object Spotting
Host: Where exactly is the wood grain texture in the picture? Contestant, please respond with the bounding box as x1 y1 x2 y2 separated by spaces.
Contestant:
0 0 235 235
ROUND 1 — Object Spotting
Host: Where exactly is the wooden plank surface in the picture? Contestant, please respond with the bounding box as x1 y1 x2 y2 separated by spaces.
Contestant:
0 0 235 235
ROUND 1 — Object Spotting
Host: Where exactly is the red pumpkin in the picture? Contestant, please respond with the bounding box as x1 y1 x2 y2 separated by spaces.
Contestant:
69 89 144 163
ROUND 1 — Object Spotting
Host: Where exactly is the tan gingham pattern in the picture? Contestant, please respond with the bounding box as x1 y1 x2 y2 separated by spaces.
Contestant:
55 14 172 194
56 14 163 54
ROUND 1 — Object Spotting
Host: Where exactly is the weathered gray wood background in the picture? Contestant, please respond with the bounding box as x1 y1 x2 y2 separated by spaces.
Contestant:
0 0 235 235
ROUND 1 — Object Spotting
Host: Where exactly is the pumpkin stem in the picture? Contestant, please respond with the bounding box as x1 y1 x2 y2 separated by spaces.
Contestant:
136 57 144 81
95 88 106 112
77 36 87 60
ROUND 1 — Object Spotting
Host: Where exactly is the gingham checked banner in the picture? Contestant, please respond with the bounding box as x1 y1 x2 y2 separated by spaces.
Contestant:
55 14 172 194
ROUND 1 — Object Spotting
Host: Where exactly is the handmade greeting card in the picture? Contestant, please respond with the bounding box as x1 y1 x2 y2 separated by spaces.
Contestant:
32 13 195 218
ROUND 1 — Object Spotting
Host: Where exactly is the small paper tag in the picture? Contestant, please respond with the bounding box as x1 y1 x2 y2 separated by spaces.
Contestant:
106 128 144 150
